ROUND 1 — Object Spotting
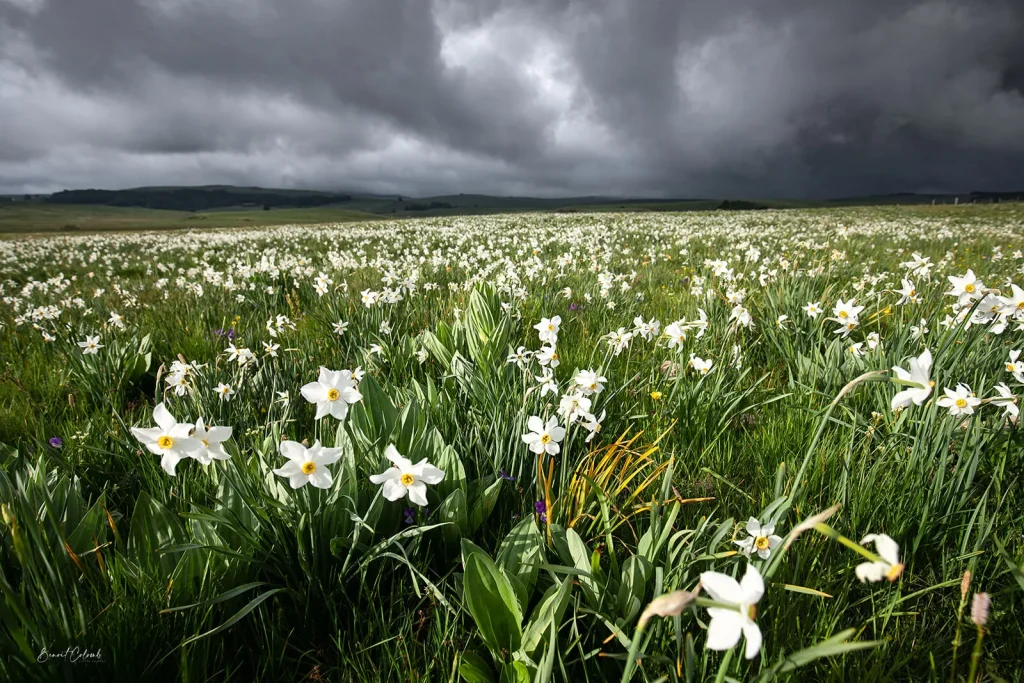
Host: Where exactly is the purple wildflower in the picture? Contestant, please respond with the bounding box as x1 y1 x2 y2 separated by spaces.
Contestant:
49 437 63 448
534 500 547 522
499 469 515 482
403 507 416 526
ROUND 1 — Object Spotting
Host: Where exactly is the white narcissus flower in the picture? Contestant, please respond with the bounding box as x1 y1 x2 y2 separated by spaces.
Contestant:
273 439 341 489
735 518 782 559
936 384 981 417
1006 350 1024 383
855 534 904 583
581 410 606 443
536 345 560 368
522 415 566 455
130 402 199 476
300 367 363 420
946 269 984 307
803 301 822 318
534 315 561 344
369 444 445 506
664 321 687 349
214 382 234 401
573 368 607 395
991 383 1019 421
890 349 933 411
78 335 104 354
700 564 764 660
190 417 233 465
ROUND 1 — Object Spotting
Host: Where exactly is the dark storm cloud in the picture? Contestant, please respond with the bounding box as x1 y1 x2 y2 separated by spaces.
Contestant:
0 0 1022 197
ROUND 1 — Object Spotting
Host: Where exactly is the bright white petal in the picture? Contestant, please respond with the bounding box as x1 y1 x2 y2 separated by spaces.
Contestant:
705 609 743 651
700 571 743 604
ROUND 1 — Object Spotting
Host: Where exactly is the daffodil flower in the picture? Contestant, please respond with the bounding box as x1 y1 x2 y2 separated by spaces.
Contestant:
937 384 981 416
522 415 566 455
855 533 904 583
369 444 445 506
130 402 200 476
735 518 782 559
700 564 764 660
890 349 933 411
273 439 341 489
300 367 363 420
190 417 232 465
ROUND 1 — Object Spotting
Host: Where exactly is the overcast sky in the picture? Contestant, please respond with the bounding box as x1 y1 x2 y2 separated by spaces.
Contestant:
1 0 1023 198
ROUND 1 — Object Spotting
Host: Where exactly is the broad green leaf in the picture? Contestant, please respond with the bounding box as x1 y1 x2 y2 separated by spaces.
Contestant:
463 552 523 656
459 651 495 683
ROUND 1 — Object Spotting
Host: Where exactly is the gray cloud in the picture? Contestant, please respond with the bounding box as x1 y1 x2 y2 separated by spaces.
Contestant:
0 0 1022 198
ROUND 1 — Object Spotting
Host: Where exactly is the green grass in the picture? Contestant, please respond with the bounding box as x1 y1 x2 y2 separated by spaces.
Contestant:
0 204 1022 682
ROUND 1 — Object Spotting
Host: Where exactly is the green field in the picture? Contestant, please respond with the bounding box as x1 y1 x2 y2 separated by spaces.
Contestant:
1 205 1022 681
0 202 381 234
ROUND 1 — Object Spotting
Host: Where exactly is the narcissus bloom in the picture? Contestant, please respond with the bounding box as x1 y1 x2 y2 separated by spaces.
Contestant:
369 444 445 506
522 415 566 455
78 335 104 354
890 349 933 411
735 518 782 559
700 564 764 660
190 417 232 465
855 534 904 583
534 316 561 344
937 384 981 417
300 367 363 420
131 403 199 476
273 439 341 489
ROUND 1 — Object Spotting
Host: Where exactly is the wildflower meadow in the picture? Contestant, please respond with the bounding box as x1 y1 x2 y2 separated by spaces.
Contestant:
1 204 1022 681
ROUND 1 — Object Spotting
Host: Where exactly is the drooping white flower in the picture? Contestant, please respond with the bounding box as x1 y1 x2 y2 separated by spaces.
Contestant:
1005 350 1024 383
300 367 363 420
734 518 782 559
369 444 445 506
522 415 566 456
580 410 606 443
273 439 341 489
130 403 200 476
536 345 560 368
700 564 764 660
890 349 933 411
990 383 1019 421
855 534 904 583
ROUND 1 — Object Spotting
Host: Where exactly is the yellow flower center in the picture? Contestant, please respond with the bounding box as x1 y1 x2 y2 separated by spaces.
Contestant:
755 536 771 551
326 388 340 401
747 604 758 620
547 324 554 331
964 283 975 293
201 439 209 448
301 461 317 475
157 435 174 449
1007 363 1016 372
955 398 967 408
909 289 915 297
400 473 415 486
540 434 551 444
589 383 597 390
838 310 848 318
886 563 905 582
551 352 559 360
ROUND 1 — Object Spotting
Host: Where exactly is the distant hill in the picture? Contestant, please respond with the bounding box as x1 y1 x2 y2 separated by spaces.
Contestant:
22 185 1024 218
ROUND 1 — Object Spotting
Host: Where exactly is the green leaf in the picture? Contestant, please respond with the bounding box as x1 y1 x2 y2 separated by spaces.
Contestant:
463 552 523 656
617 554 652 622
562 528 599 606
180 588 286 647
498 661 532 683
437 488 469 544
459 651 495 683
496 518 544 601
127 492 189 577
468 475 503 533
521 578 572 659
760 628 884 678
